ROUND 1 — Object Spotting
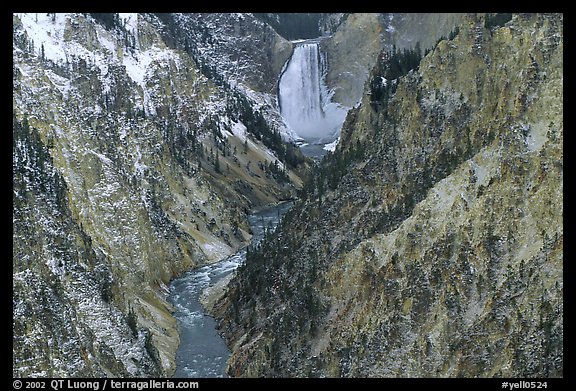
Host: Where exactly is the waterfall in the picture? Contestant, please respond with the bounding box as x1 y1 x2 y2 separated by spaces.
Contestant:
278 42 347 143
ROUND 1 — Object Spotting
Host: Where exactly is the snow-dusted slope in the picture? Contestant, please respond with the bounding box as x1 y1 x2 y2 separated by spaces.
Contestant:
13 12 303 377
167 13 301 141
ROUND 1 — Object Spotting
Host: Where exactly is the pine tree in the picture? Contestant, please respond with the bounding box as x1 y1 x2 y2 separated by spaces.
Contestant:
215 151 221 173
127 307 138 337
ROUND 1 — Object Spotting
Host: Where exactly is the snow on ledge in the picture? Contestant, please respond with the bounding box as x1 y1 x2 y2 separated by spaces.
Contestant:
323 137 340 152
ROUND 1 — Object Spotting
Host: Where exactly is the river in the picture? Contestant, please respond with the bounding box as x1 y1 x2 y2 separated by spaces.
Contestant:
169 201 294 378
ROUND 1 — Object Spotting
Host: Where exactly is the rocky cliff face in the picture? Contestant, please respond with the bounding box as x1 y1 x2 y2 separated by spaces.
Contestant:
214 13 563 377
323 13 464 108
168 13 293 95
167 13 302 142
13 12 303 377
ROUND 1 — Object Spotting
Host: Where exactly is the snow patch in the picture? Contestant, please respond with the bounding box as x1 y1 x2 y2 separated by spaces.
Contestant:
323 137 340 152
524 121 548 152
469 159 489 188
88 149 113 165
18 13 68 64
229 121 247 142
133 145 148 177
118 13 138 36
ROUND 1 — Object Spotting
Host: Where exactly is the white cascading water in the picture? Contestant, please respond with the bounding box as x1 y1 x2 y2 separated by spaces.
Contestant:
278 42 347 144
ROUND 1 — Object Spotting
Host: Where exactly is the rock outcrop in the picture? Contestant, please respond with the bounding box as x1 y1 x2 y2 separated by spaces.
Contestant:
323 13 465 108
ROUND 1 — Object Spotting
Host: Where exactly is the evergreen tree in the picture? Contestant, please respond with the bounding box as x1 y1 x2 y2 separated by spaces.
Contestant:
127 307 138 337
215 151 221 174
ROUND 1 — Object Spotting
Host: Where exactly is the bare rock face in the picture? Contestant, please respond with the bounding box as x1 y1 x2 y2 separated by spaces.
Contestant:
381 13 466 52
13 13 302 377
323 13 465 108
321 13 384 108
215 13 563 378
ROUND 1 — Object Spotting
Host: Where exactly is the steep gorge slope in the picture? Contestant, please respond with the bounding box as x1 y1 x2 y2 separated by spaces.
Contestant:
13 13 303 377
214 13 563 377
162 13 298 140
